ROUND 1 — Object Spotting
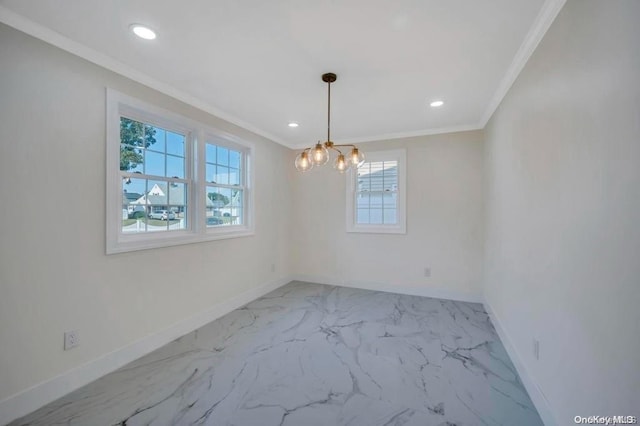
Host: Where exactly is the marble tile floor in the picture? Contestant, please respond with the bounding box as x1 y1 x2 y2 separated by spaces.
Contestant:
10 282 543 426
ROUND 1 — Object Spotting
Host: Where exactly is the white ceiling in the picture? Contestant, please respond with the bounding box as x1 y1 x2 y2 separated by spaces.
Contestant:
0 0 564 148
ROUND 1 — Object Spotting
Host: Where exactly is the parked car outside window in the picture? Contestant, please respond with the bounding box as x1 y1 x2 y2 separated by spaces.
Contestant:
207 217 223 225
149 210 176 220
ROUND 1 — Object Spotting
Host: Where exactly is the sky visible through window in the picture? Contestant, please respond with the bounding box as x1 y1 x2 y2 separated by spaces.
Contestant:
120 117 244 231
120 118 243 194
120 117 185 195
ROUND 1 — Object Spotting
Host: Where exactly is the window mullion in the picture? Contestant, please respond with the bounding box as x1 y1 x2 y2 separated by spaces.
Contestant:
207 183 245 191
356 190 396 194
120 172 189 185
194 129 204 233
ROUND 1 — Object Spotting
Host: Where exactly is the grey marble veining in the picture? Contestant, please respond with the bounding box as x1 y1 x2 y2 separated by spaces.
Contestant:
10 282 543 426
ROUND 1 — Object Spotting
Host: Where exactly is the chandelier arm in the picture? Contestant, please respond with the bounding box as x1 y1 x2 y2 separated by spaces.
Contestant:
332 144 356 148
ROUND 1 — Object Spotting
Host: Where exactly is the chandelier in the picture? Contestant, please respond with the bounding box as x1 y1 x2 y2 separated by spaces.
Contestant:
294 73 365 173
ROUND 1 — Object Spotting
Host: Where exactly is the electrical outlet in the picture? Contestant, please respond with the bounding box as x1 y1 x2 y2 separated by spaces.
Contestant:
533 339 540 360
64 330 79 350
424 267 431 277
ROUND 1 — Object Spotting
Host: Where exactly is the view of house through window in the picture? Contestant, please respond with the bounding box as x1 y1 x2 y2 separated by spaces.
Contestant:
120 117 189 234
108 90 254 253
356 160 398 225
205 142 244 227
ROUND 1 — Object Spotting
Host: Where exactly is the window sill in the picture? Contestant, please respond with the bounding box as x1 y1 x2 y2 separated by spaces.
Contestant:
346 224 406 234
107 228 255 254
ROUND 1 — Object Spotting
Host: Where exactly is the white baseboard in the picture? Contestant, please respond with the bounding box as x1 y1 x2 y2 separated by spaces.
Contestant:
291 274 484 304
0 276 291 426
483 300 558 426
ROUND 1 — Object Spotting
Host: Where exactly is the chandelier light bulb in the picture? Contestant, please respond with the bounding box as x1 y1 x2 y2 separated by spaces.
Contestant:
311 142 329 165
334 154 349 173
350 148 365 168
295 151 313 172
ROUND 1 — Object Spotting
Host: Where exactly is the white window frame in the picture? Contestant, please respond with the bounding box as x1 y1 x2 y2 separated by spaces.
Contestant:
346 148 407 234
106 89 254 254
201 132 253 238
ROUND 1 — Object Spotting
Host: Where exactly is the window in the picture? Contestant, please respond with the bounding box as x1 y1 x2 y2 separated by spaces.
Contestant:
119 117 189 235
204 138 247 229
107 89 253 253
346 149 406 234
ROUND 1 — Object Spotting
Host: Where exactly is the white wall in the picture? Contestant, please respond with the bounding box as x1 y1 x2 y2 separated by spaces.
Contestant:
484 0 640 423
0 23 291 406
9 1 640 423
292 132 485 302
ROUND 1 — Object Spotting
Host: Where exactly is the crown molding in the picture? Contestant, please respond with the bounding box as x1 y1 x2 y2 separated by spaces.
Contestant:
479 0 567 127
0 5 290 148
285 123 483 149
1 1 565 150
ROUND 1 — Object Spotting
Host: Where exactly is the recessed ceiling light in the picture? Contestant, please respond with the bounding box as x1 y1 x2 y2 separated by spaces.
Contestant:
288 122 299 128
130 24 156 40
430 100 444 107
